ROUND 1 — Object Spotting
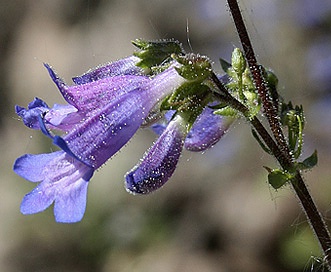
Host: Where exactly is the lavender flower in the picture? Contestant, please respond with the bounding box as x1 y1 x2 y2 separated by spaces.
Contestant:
184 106 233 151
14 47 233 223
15 151 93 223
151 106 233 152
72 55 143 84
126 114 188 194
14 58 185 223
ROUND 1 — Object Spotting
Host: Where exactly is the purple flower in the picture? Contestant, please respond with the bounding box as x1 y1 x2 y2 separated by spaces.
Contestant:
151 105 233 152
125 105 233 195
15 98 49 130
15 151 93 223
184 106 233 151
125 114 187 194
72 55 143 84
14 58 185 223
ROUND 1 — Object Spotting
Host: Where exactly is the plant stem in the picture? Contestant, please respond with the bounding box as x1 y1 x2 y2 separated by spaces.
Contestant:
212 71 331 269
222 0 331 268
226 0 290 158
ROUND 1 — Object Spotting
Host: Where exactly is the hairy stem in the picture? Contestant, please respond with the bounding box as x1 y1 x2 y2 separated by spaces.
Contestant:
226 0 290 159
213 2 331 262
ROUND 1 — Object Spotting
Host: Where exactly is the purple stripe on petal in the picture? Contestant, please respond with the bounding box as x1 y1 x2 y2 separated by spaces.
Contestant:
44 63 150 112
63 88 156 168
125 115 186 194
72 56 143 84
67 75 150 113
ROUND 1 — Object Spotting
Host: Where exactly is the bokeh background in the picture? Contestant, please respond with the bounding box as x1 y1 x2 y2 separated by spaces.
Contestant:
1 0 331 271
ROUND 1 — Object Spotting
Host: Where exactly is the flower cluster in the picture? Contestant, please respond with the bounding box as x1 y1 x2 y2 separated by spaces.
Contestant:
14 45 232 223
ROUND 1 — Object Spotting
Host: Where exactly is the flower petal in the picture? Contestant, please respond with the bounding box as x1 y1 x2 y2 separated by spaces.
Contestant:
68 76 150 113
14 151 62 182
53 177 89 223
125 115 186 194
62 67 186 168
184 107 233 151
44 63 150 113
72 55 143 84
17 151 94 223
15 98 49 129
63 88 156 168
44 104 81 130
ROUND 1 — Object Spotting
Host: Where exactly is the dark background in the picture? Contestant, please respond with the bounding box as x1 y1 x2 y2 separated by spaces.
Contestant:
1 0 331 271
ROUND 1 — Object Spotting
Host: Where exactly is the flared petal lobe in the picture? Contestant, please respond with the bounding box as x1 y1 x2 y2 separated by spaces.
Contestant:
14 151 94 223
15 98 49 129
126 115 187 194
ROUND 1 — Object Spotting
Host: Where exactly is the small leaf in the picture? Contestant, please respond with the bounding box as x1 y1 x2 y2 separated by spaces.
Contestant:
214 106 238 117
267 169 292 189
219 58 231 73
252 129 272 155
297 150 318 170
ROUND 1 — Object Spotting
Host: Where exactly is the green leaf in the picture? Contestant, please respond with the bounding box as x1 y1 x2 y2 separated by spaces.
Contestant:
297 150 318 170
219 58 231 73
267 169 292 189
252 129 272 155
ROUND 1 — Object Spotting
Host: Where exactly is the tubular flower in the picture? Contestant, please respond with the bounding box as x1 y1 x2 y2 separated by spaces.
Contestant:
184 106 234 151
125 114 188 194
13 57 186 223
151 105 233 152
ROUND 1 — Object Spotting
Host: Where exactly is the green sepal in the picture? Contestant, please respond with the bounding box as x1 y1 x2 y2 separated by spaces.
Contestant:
265 168 294 189
132 39 184 69
160 81 212 128
296 150 318 170
173 53 212 81
244 91 261 119
161 83 211 130
214 106 239 117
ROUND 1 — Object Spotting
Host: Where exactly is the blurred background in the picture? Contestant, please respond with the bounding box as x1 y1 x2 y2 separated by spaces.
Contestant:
1 0 331 271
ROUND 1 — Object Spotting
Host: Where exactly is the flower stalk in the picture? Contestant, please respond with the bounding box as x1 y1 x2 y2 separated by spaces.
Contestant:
226 0 331 268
